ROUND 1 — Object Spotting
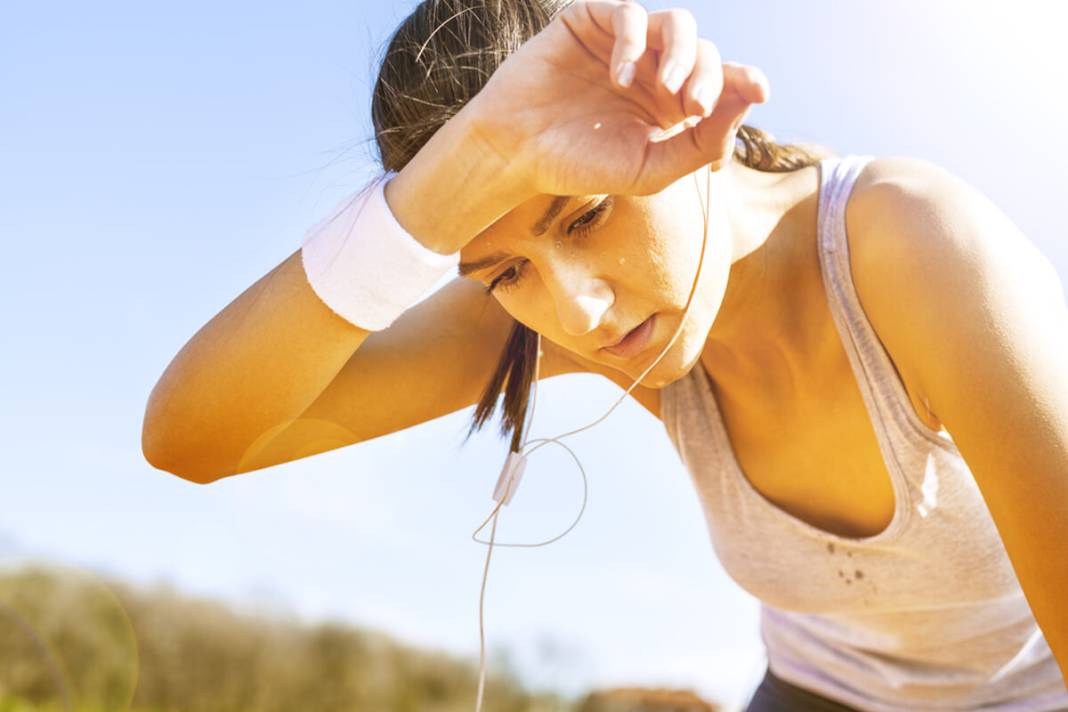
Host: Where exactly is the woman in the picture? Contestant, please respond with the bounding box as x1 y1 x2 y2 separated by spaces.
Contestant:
141 0 1068 709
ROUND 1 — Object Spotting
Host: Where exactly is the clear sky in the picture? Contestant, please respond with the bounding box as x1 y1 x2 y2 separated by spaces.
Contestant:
2 1 1066 709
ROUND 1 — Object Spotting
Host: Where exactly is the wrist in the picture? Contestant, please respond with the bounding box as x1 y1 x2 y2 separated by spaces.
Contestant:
384 102 533 255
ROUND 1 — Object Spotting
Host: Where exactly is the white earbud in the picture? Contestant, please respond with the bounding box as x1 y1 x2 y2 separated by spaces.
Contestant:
491 451 527 507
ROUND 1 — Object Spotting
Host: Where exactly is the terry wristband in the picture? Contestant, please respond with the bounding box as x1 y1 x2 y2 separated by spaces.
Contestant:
300 171 461 331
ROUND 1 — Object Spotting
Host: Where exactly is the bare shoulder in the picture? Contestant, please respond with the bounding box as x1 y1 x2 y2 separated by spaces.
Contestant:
843 154 1063 413
846 154 1057 300
846 154 1026 245
846 154 979 226
840 155 976 425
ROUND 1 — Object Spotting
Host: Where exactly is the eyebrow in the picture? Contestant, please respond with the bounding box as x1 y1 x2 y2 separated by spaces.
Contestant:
457 195 571 277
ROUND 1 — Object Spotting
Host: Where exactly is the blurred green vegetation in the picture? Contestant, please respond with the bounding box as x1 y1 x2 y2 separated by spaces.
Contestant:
0 564 720 712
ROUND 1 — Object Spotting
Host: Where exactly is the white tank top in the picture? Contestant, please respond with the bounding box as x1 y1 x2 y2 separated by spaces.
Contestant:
659 154 1068 710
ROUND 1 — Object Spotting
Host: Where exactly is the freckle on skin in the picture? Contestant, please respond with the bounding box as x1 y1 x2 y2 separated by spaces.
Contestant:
855 570 864 579
827 543 835 554
838 570 844 577
846 551 853 558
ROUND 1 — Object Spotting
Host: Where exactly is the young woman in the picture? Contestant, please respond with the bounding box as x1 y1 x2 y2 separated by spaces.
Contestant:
141 0 1068 709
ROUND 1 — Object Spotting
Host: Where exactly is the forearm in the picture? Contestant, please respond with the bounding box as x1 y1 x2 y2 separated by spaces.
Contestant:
384 97 533 255
143 103 530 483
141 249 373 482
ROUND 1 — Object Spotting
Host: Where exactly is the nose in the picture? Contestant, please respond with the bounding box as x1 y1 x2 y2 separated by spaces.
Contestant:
543 260 614 337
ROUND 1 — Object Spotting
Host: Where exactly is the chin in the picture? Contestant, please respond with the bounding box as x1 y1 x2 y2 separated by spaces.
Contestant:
628 309 712 389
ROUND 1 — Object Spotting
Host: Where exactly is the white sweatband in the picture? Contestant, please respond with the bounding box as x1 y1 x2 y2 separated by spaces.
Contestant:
300 171 461 331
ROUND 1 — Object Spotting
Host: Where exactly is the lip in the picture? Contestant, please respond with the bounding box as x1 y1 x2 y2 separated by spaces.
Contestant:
602 314 657 359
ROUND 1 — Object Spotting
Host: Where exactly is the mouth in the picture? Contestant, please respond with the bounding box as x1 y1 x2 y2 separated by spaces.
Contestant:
601 314 657 359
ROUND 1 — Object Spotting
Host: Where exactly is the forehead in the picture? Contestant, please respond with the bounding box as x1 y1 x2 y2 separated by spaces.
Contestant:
487 193 570 241
458 193 574 274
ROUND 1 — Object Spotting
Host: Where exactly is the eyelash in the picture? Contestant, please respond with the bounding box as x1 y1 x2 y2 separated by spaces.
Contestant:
485 197 614 295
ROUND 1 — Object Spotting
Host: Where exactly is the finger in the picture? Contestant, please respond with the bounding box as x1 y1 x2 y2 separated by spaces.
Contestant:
631 83 755 194
679 39 723 118
609 1 648 88
648 8 698 95
724 61 771 104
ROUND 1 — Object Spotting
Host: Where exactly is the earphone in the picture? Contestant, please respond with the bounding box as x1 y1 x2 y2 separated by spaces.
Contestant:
471 162 714 711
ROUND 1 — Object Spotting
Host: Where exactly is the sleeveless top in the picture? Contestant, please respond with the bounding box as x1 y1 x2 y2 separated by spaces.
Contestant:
659 154 1068 711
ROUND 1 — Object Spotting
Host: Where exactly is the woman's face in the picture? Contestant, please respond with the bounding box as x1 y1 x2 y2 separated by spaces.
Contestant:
459 167 735 388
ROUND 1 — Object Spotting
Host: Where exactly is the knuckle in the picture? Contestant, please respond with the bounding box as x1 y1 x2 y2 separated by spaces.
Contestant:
616 2 648 23
668 8 697 30
698 38 721 60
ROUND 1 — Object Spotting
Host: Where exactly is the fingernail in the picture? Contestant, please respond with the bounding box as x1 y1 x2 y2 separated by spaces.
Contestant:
663 62 686 94
747 67 770 102
617 61 636 88
693 82 716 115
757 73 770 102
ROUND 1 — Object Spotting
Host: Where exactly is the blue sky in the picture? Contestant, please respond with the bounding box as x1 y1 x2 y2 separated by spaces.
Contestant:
2 1 1067 709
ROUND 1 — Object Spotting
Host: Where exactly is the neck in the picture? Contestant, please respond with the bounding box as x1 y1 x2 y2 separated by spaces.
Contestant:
701 157 824 388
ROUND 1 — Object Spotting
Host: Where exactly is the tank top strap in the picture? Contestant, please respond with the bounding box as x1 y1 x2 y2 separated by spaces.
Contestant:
816 154 945 445
818 155 876 255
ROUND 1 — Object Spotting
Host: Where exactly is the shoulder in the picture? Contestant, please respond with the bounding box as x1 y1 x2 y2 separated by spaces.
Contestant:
843 154 1064 408
847 154 1059 289
846 154 1004 243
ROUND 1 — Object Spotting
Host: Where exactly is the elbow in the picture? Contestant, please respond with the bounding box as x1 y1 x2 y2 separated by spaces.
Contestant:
141 421 222 485
141 383 233 484
144 454 219 486
142 445 219 485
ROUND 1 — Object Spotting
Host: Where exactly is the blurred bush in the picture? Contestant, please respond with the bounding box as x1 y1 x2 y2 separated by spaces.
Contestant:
0 564 722 712
574 687 720 712
0 564 563 712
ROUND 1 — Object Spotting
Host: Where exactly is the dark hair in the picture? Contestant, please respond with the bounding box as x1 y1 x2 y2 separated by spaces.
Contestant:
371 0 837 453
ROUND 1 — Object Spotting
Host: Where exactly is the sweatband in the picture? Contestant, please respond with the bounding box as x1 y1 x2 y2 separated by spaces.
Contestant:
300 171 461 331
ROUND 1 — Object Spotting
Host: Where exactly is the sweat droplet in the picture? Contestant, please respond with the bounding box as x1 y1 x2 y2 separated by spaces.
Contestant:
618 256 625 265
593 122 602 130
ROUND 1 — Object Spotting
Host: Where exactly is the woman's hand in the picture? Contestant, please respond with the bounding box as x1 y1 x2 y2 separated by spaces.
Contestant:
465 0 769 197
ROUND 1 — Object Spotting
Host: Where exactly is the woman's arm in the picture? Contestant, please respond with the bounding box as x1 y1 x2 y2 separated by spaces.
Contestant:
849 156 1068 684
143 0 767 484
142 111 524 484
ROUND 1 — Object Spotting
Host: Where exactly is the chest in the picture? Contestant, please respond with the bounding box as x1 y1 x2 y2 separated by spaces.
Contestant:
707 345 942 539
626 339 940 540
622 156 948 539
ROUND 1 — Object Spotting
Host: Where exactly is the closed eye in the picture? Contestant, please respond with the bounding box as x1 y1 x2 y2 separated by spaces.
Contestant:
567 196 613 236
485 196 614 294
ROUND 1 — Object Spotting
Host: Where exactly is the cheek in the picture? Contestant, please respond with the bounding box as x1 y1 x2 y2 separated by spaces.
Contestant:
493 289 553 335
642 203 720 304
